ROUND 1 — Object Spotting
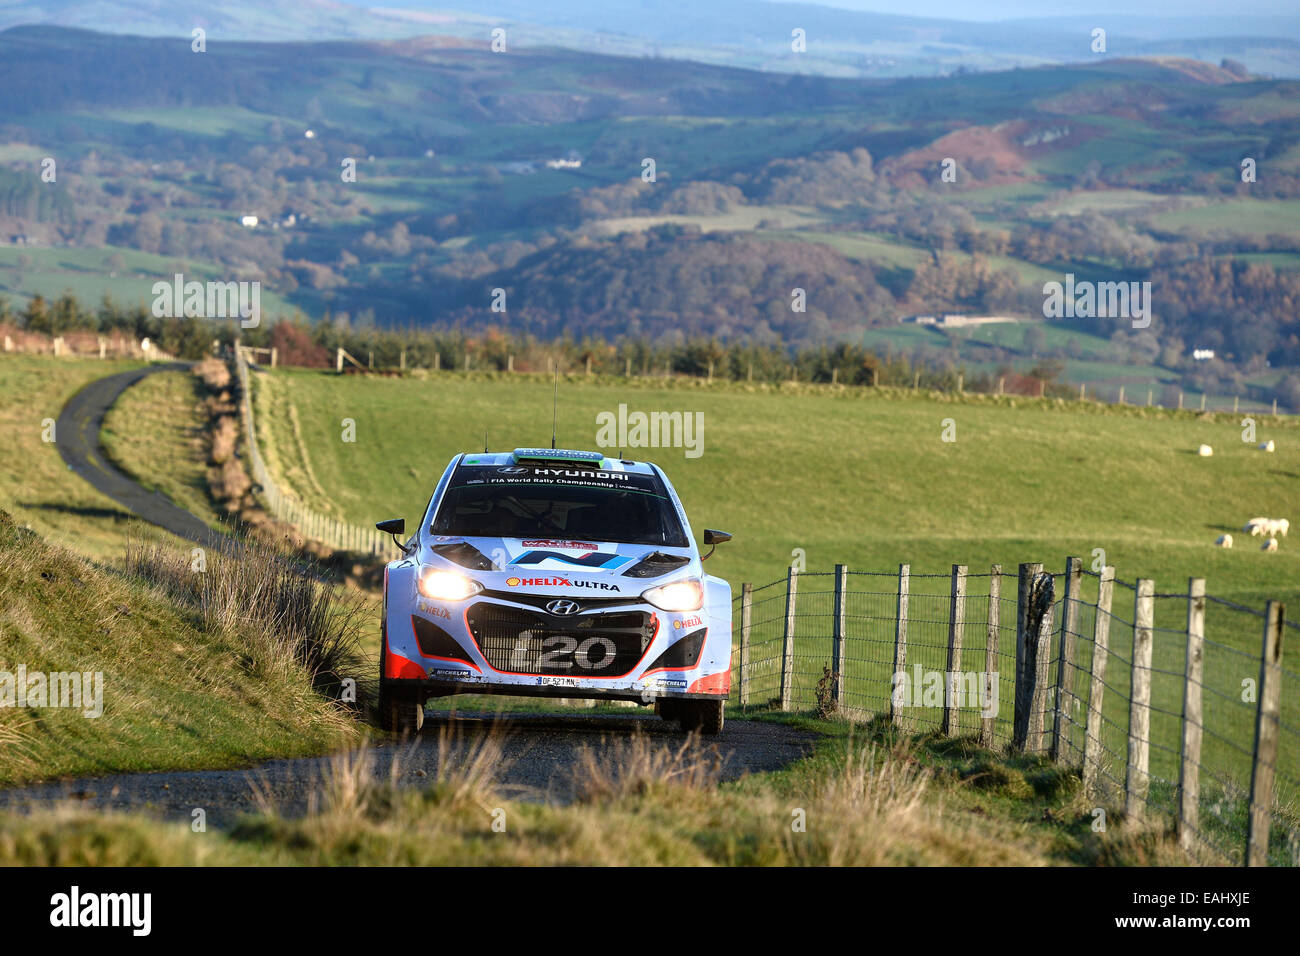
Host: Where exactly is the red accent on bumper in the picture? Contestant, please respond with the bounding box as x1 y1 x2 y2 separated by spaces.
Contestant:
384 643 427 680
688 669 730 696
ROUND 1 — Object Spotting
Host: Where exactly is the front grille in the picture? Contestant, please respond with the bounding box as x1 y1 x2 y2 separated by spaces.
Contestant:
466 602 655 677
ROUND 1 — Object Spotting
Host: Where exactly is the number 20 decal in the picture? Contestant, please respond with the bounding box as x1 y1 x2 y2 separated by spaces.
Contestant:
513 635 616 670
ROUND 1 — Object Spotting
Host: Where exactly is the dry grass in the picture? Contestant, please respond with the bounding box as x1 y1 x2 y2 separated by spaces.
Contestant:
573 730 724 802
0 511 363 786
123 534 367 700
208 416 238 466
194 357 232 392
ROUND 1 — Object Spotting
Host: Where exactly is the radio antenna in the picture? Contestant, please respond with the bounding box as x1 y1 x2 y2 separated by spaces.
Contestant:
551 366 558 449
484 428 489 453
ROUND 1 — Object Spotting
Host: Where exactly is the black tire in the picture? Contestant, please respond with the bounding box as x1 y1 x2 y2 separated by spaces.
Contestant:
379 683 424 735
656 698 684 723
678 699 725 735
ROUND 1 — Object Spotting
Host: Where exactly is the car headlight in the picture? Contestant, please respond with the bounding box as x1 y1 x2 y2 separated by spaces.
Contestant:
418 569 482 601
641 578 704 612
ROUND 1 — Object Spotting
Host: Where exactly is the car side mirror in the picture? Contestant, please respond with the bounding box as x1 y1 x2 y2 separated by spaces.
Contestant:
701 528 731 560
376 518 405 535
376 517 411 554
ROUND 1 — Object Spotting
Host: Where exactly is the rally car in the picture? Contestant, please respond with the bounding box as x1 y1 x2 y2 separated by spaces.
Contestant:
375 447 733 734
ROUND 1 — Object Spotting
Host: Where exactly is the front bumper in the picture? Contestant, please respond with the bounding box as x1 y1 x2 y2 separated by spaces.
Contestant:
382 587 731 701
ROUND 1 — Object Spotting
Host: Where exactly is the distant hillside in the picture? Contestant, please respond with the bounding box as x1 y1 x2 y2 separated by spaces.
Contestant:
3 0 1299 77
1 26 1299 386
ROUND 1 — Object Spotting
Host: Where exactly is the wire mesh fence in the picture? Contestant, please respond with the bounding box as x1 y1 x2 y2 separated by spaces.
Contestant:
729 560 1296 867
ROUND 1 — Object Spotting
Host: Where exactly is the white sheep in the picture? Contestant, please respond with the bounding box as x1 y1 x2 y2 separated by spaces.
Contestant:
1276 518 1290 538
1259 440 1276 452
1197 444 1214 456
1216 534 1233 548
1262 538 1279 552
1243 517 1269 535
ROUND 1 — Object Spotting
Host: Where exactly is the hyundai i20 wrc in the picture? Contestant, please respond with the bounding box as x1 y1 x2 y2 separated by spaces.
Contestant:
375 448 733 735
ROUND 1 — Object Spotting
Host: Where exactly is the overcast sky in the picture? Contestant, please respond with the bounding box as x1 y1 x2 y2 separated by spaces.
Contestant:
794 0 1295 19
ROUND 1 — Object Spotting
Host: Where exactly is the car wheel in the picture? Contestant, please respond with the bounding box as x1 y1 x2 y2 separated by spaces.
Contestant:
379 683 424 735
678 699 724 735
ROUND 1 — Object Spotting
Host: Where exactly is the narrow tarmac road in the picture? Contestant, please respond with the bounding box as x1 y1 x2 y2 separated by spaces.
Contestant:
55 362 230 550
0 713 818 828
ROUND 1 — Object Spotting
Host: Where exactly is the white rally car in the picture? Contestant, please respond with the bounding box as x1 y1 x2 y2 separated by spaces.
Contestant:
375 447 733 734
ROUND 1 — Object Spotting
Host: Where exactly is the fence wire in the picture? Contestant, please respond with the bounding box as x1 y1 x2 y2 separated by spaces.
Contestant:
730 564 1297 867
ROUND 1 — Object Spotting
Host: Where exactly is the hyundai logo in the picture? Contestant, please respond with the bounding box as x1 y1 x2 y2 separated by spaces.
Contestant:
545 599 581 616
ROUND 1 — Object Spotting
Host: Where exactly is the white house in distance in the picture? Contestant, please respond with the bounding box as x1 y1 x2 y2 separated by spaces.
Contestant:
1192 348 1215 361
240 215 259 228
902 313 1021 328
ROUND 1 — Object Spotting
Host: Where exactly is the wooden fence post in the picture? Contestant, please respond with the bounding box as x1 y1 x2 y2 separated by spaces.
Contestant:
1082 566 1115 796
831 565 847 707
1013 562 1040 750
1246 601 1285 866
1126 578 1155 816
1178 578 1206 854
889 564 910 726
979 565 1000 748
779 568 798 712
1051 556 1083 763
1029 575 1055 753
739 583 753 708
941 564 967 736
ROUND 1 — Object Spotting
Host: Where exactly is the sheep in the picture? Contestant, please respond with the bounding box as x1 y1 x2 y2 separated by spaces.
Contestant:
1243 517 1269 535
1279 519 1290 537
1216 534 1233 548
1259 440 1276 452
1197 444 1214 456
1262 538 1279 552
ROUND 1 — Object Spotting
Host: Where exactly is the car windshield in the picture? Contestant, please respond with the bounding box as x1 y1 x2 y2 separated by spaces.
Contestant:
430 462 689 547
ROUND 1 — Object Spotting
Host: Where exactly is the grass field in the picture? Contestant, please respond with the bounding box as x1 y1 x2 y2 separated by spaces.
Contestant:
254 368 1300 609
0 353 184 561
0 355 1287 863
0 245 298 314
100 368 229 535
1148 198 1300 238
0 512 362 787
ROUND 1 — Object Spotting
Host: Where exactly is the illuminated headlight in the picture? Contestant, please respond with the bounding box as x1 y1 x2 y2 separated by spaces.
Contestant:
418 569 482 601
641 578 704 612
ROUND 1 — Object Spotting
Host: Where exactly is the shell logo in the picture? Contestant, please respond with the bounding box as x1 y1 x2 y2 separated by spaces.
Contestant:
506 577 520 586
